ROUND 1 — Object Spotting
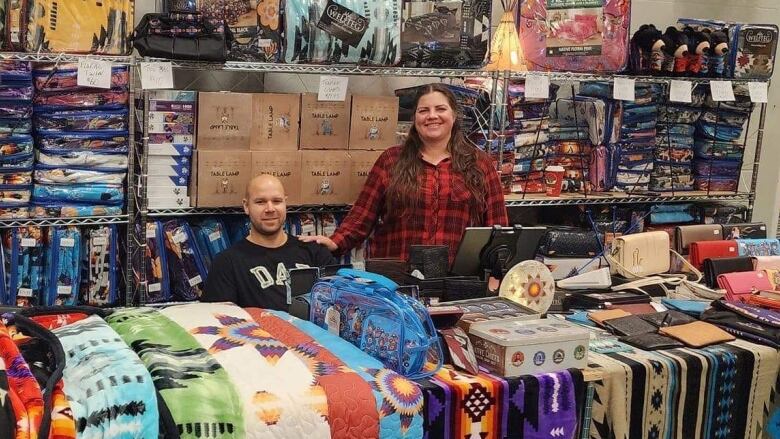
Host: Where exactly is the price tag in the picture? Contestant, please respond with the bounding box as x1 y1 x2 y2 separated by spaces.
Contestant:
669 80 693 103
92 236 108 246
20 238 37 247
748 82 768 103
613 77 636 101
77 58 112 89
140 62 174 90
146 228 157 239
301 223 316 235
208 231 222 242
148 283 162 293
318 75 349 101
57 285 72 296
172 231 187 243
17 288 32 297
188 275 203 287
258 39 273 48
325 306 341 334
525 74 550 100
710 80 735 102
60 238 75 248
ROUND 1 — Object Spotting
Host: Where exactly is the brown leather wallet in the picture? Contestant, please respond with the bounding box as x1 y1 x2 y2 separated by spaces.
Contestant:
659 321 735 348
588 309 631 326
675 224 724 254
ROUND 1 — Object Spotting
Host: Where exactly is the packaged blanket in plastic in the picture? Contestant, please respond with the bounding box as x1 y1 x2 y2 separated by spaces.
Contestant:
33 109 129 132
32 184 124 205
0 152 33 170
142 221 170 303
35 150 129 169
36 132 129 152
0 186 31 204
0 134 32 158
34 167 126 185
517 0 631 72
0 61 31 81
284 0 402 65
0 118 32 135
0 82 33 100
0 170 32 186
197 0 283 62
0 205 28 219
29 203 123 218
225 217 251 244
33 64 130 92
162 219 207 301
400 0 491 68
80 225 119 306
192 217 229 271
726 23 778 79
694 176 738 192
3 226 45 306
694 140 743 160
33 90 129 110
0 99 32 119
43 226 81 306
25 0 133 54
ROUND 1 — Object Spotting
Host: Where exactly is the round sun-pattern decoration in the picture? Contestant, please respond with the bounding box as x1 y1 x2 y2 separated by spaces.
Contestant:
499 260 555 313
365 368 424 432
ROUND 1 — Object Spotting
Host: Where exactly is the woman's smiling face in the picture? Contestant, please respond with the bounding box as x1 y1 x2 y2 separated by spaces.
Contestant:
414 91 455 145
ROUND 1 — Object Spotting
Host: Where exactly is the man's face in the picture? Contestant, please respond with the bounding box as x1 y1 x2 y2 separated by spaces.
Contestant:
243 181 287 236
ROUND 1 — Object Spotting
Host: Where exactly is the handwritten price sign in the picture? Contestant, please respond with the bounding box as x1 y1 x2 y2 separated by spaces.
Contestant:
77 59 112 89
140 62 174 90
318 75 349 101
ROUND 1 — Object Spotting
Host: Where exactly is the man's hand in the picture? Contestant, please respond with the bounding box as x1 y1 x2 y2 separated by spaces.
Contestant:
299 234 338 252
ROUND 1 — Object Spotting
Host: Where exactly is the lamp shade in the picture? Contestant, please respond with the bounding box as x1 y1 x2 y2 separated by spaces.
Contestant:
485 9 527 72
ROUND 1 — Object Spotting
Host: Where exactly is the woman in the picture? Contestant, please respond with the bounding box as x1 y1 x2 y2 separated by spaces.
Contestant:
301 83 508 263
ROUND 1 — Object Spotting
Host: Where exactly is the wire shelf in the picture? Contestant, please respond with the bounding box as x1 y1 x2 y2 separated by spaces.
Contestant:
0 52 134 64
146 205 352 216
0 215 130 228
504 192 751 207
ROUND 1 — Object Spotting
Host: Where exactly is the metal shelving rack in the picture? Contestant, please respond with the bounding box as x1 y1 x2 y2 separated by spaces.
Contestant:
129 58 770 304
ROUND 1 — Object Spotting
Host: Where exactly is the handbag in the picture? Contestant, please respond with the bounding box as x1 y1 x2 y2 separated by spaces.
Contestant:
408 245 449 279
703 256 754 288
607 231 701 281
674 224 723 254
537 228 602 258
723 222 767 239
689 240 739 269
133 13 233 62
717 270 773 302
309 269 442 379
754 256 780 271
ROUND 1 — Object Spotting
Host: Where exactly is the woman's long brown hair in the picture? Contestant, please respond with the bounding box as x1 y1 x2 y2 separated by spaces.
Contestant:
385 83 486 221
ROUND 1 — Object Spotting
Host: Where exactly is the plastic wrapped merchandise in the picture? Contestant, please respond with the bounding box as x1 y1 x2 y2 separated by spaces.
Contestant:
162 219 207 301
35 150 129 169
191 217 230 271
518 0 631 72
142 221 170 304
197 0 283 62
44 226 81 306
29 204 123 218
32 184 124 205
33 65 130 92
36 132 129 152
3 226 45 307
284 0 402 65
0 135 33 158
33 90 129 110
81 225 119 306
0 205 30 219
33 109 129 132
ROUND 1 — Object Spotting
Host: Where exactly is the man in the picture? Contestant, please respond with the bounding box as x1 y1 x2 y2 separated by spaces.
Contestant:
202 174 336 310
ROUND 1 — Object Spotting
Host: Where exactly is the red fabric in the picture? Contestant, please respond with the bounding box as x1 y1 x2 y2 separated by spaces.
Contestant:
689 240 739 269
331 146 508 264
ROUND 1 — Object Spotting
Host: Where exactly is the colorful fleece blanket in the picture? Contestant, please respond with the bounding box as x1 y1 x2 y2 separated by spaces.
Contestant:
108 303 424 439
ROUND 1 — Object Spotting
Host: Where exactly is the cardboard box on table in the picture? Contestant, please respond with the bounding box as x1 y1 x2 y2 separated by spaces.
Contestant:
348 150 383 202
348 95 399 150
252 93 301 151
300 150 351 205
197 92 252 150
251 151 303 206
299 93 350 150
194 150 252 207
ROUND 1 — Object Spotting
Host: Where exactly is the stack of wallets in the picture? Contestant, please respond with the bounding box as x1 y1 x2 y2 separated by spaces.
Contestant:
430 297 540 332
146 91 197 209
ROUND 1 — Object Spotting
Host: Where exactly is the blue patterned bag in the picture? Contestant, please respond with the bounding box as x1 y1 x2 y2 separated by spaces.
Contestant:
44 226 81 306
81 225 119 306
3 226 45 307
162 219 207 301
143 221 170 303
191 218 230 271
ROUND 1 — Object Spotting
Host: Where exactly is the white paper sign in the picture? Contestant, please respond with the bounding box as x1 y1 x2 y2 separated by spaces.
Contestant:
140 62 174 90
20 238 37 247
669 80 693 103
748 82 769 103
710 80 735 102
525 74 550 100
57 285 72 295
318 75 349 101
613 77 636 101
59 238 75 248
188 275 203 287
148 283 162 293
77 58 112 89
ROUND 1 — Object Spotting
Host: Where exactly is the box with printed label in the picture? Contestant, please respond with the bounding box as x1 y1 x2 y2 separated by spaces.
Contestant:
197 92 252 150
432 297 540 332
148 196 191 209
148 134 194 145
195 150 252 207
251 151 302 206
148 144 194 157
348 150 382 202
148 90 198 102
469 319 589 377
252 93 301 151
299 93 350 150
300 150 351 204
148 175 190 188
149 111 196 125
148 185 188 198
148 155 191 168
349 96 399 150
147 163 191 178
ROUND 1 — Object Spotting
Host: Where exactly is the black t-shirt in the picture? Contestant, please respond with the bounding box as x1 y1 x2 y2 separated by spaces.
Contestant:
201 236 336 310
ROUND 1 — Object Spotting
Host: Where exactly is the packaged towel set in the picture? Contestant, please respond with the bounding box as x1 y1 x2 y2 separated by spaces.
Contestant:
142 221 170 304
162 219 207 301
2 226 45 306
43 226 81 306
80 225 120 306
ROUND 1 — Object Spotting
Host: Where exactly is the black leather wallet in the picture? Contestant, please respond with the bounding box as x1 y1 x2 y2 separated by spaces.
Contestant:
567 290 651 309
408 245 449 278
619 332 684 350
640 311 696 328
537 228 602 258
723 223 767 240
703 256 754 288
602 315 658 337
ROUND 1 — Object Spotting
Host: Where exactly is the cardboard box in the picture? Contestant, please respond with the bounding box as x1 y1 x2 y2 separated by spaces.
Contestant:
251 151 303 206
195 150 252 207
348 150 382 202
197 92 252 150
349 95 399 150
299 93 350 150
469 319 589 377
300 150 351 205
252 93 301 151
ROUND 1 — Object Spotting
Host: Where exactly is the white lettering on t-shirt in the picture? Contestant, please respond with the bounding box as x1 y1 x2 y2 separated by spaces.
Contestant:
249 262 311 289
